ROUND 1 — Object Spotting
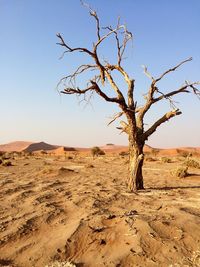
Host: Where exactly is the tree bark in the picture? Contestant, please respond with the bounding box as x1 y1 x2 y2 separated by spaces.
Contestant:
128 137 144 191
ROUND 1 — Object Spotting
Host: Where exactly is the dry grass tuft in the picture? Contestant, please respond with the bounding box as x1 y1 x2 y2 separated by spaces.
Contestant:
145 156 157 162
161 157 172 163
171 166 189 178
1 160 12 166
183 158 200 169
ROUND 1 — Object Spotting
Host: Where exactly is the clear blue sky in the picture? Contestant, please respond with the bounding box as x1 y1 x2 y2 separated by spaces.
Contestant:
0 0 200 148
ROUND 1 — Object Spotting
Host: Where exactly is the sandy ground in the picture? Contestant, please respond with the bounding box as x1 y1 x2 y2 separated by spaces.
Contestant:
0 154 200 267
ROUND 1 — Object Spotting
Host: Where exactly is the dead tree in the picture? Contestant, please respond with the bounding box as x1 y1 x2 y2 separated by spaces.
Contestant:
56 5 200 191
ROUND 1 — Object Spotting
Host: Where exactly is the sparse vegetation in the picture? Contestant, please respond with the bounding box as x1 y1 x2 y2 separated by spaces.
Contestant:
119 151 129 157
183 158 200 169
1 160 12 166
1 152 11 160
151 149 160 157
145 156 157 162
72 151 79 160
161 157 172 163
91 146 105 157
177 149 191 158
172 166 189 178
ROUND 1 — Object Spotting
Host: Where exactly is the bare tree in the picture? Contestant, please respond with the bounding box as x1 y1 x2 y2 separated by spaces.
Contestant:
56 4 200 191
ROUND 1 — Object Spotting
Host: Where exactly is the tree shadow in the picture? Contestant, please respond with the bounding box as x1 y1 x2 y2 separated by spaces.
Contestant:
147 185 200 191
144 173 200 191
187 173 200 177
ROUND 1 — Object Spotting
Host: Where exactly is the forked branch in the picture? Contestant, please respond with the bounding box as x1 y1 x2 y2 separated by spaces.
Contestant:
155 57 192 83
137 58 200 125
56 33 94 57
143 109 182 140
61 80 123 104
154 81 200 102
108 111 124 126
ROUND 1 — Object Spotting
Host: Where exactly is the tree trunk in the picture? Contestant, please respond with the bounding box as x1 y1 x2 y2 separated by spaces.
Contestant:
128 140 144 191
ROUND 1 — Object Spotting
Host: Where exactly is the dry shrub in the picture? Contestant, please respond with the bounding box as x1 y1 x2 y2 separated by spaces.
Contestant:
2 160 12 167
161 157 172 163
91 146 105 157
151 148 159 157
85 164 94 168
171 166 189 178
119 151 129 157
175 156 184 162
176 149 191 158
183 158 200 169
145 156 157 162
1 153 11 160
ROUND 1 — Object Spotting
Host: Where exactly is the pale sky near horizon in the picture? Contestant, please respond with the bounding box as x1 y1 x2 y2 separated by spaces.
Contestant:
0 0 200 148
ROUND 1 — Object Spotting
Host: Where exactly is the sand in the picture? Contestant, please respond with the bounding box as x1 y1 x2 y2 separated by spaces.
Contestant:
0 153 200 267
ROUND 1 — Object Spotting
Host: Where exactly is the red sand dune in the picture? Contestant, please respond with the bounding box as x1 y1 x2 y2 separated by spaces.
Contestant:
49 146 76 155
0 141 199 156
24 142 58 153
0 141 33 152
0 141 75 154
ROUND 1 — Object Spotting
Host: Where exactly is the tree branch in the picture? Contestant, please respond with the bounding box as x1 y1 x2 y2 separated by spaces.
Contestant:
56 33 94 57
154 81 200 102
61 83 96 95
57 4 134 109
80 0 101 41
61 79 122 104
142 65 154 81
91 80 122 103
143 109 182 140
116 121 130 134
104 22 133 66
105 64 135 109
103 69 127 105
155 57 192 83
137 58 199 129
108 111 124 126
57 64 97 88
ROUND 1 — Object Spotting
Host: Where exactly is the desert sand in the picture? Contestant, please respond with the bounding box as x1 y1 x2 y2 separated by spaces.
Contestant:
0 147 200 267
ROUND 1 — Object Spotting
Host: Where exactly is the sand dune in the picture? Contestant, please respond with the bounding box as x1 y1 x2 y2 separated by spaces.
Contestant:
0 141 33 152
50 146 76 155
0 141 76 154
24 142 58 153
158 147 200 156
0 141 200 157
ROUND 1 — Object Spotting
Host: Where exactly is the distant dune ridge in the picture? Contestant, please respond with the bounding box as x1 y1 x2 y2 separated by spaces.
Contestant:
0 141 75 153
0 141 199 155
0 141 33 152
